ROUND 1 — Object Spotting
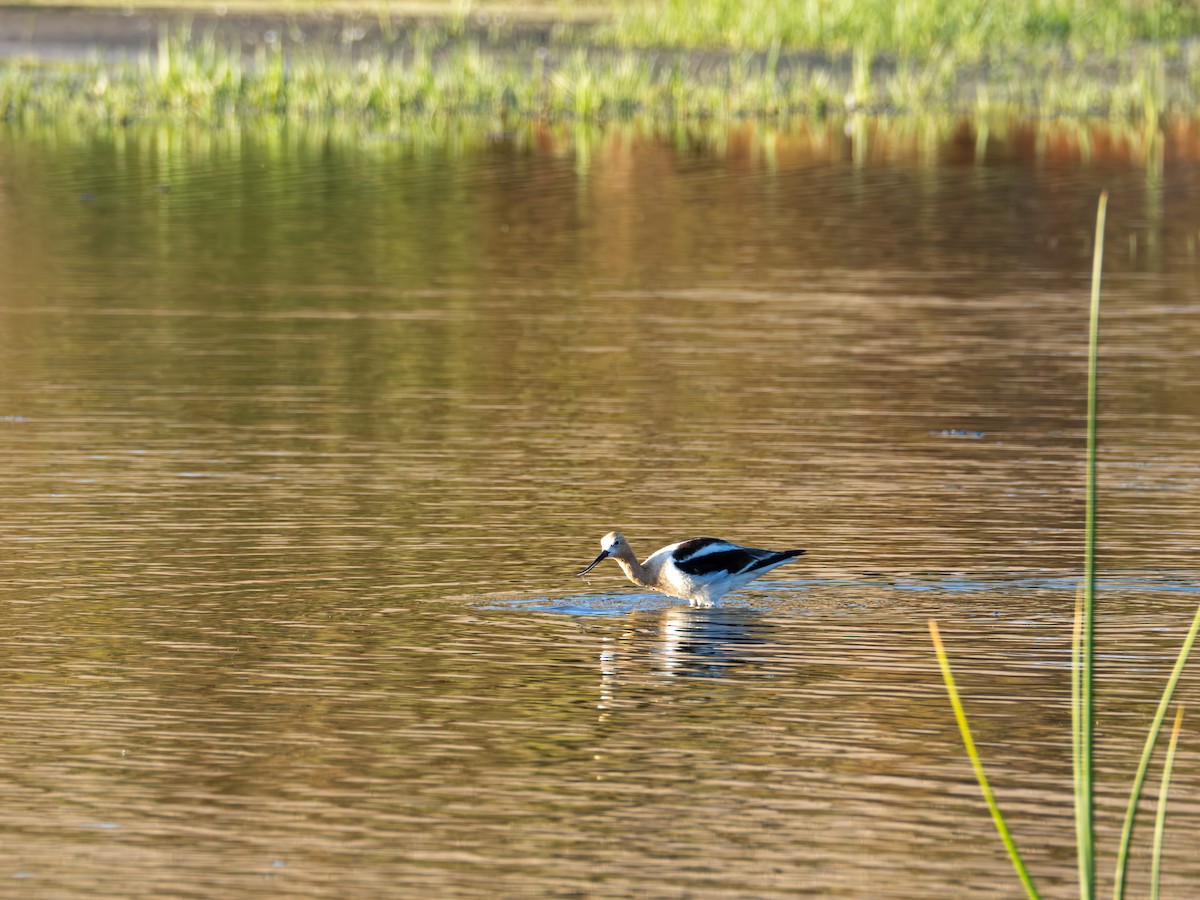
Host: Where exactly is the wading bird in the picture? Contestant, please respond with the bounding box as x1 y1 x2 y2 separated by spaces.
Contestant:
576 531 806 607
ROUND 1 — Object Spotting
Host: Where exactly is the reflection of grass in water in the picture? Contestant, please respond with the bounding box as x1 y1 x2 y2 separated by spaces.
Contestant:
0 111 1176 177
1 25 1198 127
930 193 1200 899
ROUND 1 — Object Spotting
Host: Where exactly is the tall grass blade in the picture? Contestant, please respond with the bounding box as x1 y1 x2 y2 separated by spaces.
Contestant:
1071 585 1090 894
1113 607 1200 898
1079 188 1108 900
1150 705 1185 900
929 620 1041 900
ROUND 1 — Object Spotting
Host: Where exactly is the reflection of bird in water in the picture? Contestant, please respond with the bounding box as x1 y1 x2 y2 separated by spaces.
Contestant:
576 531 806 607
593 609 769 774
600 608 770 704
657 607 769 678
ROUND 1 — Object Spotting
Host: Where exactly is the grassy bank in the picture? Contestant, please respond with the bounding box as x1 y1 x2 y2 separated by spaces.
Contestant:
3 31 1199 128
3 1 1200 127
610 0 1200 59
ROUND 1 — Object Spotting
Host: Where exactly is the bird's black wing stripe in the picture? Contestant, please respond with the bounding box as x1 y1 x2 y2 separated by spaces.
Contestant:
745 549 806 572
671 537 725 562
675 548 761 577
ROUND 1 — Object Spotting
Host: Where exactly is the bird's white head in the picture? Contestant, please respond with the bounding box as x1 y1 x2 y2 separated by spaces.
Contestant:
601 531 626 552
576 531 629 576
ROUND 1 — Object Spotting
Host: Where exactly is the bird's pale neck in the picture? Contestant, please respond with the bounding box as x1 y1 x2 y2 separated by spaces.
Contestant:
612 546 653 588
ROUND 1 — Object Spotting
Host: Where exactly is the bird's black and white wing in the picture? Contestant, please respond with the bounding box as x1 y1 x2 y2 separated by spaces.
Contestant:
670 538 803 578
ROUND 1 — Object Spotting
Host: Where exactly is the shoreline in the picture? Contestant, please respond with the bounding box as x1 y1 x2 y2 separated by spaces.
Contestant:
0 4 590 63
2 3 1199 126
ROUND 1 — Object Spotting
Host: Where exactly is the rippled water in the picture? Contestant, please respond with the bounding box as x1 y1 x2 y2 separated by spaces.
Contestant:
1 119 1199 897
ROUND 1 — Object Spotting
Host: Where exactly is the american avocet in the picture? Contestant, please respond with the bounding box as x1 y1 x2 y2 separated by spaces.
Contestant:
576 531 806 607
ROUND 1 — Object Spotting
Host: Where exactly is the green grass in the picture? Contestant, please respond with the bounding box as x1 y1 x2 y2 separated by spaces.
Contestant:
1080 189 1108 899
3 25 1199 128
929 621 1039 899
5 0 1200 126
1071 587 1093 897
930 193 1200 899
1151 706 1185 900
609 0 1200 59
1113 610 1200 897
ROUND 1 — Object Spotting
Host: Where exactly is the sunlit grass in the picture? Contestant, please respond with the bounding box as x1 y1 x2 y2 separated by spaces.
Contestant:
3 27 1198 128
1151 706 1186 900
928 621 1039 899
931 192 1200 898
1071 586 1092 896
4 0 1200 127
1113 611 1200 897
1079 189 1108 900
609 0 1200 59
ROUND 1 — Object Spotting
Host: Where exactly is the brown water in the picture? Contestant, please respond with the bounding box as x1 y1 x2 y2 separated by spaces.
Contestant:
1 118 1199 897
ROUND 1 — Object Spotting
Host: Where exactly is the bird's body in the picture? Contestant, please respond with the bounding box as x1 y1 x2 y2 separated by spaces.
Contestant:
576 531 806 607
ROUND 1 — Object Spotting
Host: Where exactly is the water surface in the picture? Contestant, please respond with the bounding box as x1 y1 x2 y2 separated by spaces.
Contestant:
1 118 1199 897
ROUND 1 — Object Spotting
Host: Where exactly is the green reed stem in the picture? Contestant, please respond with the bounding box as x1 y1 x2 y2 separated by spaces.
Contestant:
932 190 1194 899
929 620 1040 900
1150 705 1185 900
1078 188 1107 900
1113 608 1200 898
1071 585 1089 895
